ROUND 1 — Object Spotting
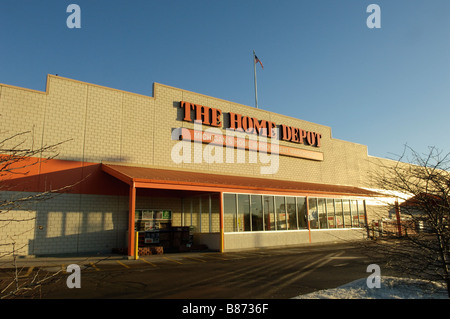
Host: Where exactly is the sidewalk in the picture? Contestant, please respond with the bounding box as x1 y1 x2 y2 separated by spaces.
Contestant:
0 242 363 272
0 253 130 271
0 250 218 271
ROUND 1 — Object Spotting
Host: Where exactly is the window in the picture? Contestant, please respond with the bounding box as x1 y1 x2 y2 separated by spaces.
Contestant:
326 199 336 228
275 196 287 230
335 199 344 228
351 200 359 228
264 196 275 231
297 197 307 229
318 198 328 229
238 194 250 231
223 194 237 232
222 193 366 233
286 197 297 230
358 200 366 227
343 199 352 228
308 198 319 229
251 195 264 231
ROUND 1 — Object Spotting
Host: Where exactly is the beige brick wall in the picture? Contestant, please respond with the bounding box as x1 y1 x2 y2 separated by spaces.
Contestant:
0 192 37 256
0 75 397 255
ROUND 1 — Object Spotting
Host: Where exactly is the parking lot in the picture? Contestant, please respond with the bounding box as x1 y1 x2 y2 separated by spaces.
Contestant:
0 241 399 299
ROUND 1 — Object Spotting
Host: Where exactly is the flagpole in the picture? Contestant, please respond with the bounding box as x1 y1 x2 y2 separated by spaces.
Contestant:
253 50 258 109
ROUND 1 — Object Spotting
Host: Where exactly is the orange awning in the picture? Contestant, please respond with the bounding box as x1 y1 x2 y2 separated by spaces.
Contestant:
101 163 380 198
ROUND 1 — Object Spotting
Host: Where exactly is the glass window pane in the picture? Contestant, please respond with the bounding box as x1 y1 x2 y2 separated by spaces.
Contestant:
335 199 344 228
343 199 352 228
286 197 297 230
223 194 236 232
326 199 336 228
318 198 327 229
351 200 359 228
238 194 250 231
358 200 366 227
275 196 287 230
308 198 319 229
297 197 307 229
251 195 264 231
135 210 142 222
264 196 275 231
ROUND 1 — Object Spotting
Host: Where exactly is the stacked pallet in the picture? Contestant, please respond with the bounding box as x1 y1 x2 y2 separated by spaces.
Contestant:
138 246 164 255
112 246 164 255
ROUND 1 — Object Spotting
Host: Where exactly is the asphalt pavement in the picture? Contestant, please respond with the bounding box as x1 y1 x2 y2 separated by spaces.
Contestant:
0 241 397 299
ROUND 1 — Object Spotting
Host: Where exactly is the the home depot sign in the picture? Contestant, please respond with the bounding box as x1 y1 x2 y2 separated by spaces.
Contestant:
180 101 322 147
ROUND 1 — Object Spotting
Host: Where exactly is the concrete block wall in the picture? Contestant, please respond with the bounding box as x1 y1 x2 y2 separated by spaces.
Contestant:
224 228 366 251
0 192 37 256
0 191 129 256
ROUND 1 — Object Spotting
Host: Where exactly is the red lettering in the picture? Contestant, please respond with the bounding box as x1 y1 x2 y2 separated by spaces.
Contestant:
306 131 316 145
180 101 194 122
253 118 267 136
229 112 243 131
210 108 222 127
291 127 299 143
298 129 307 144
316 133 322 147
281 124 291 141
194 104 211 125
242 116 254 133
267 121 277 138
180 102 322 148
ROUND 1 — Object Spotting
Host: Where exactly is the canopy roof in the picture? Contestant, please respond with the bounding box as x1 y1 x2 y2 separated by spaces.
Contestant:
102 163 380 198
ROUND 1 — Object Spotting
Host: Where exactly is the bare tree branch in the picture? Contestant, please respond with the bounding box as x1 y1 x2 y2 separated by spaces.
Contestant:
0 130 76 298
368 145 450 297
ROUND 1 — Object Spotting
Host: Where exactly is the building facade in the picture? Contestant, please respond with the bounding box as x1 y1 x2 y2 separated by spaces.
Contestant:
0 75 390 257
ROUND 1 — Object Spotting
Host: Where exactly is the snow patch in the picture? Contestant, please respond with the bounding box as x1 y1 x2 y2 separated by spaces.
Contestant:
294 277 448 299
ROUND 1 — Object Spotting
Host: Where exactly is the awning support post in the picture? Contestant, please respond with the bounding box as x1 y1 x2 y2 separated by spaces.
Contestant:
220 192 224 253
128 182 136 258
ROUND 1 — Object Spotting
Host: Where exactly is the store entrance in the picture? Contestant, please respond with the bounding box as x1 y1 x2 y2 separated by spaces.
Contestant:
132 189 221 255
134 208 192 255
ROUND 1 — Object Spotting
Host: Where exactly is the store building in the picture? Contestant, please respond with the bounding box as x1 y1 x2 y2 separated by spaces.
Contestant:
0 75 390 257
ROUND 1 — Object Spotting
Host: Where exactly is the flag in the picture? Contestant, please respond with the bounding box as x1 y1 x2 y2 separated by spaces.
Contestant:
254 55 264 69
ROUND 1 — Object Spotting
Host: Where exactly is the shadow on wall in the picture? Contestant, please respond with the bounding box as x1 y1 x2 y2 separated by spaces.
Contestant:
1 162 131 256
28 191 130 256
1 161 129 197
29 229 128 257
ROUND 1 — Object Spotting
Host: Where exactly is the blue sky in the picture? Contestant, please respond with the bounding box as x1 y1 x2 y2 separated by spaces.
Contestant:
1 1 450 160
